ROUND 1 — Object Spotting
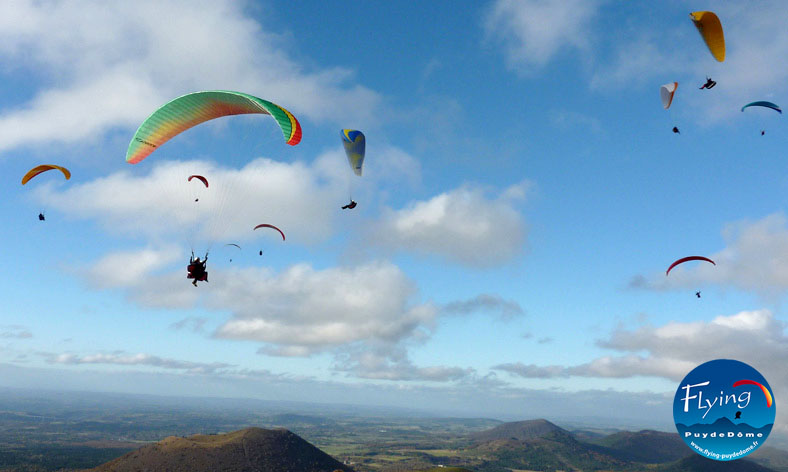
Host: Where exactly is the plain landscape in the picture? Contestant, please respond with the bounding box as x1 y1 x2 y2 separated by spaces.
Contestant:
1 388 787 472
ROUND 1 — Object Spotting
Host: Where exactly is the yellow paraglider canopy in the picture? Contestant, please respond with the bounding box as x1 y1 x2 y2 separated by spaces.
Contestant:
21 164 71 185
690 11 725 62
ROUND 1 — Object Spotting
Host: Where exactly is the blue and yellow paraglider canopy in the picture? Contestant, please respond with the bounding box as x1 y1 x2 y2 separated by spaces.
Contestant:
341 129 365 176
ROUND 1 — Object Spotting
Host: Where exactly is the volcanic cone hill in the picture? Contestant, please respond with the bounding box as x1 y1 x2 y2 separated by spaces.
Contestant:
467 419 629 471
87 427 353 472
469 418 568 443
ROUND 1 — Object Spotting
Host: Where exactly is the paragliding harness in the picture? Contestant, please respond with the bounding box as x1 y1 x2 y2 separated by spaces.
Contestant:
187 251 209 286
38 212 45 221
699 77 716 90
342 200 357 210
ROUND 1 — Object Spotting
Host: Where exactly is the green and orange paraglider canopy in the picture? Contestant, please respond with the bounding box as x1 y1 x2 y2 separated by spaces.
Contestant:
126 90 302 164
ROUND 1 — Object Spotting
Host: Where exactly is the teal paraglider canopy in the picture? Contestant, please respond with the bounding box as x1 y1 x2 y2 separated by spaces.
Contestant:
741 101 782 114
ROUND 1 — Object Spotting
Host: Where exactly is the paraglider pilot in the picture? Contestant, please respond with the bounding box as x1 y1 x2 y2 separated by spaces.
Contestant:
342 200 357 210
187 251 208 287
699 77 716 90
38 213 45 221
672 127 680 134
696 291 701 298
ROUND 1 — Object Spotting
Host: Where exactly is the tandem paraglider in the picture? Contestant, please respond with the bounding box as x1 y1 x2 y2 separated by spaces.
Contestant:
187 252 209 287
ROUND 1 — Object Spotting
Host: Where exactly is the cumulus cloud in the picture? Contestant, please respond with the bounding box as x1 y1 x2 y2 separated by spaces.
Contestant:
0 0 380 153
492 309 788 434
366 181 530 267
484 0 602 73
40 157 343 244
631 213 788 297
496 309 786 383
79 246 521 381
212 262 438 356
84 246 180 289
590 3 788 123
334 345 474 382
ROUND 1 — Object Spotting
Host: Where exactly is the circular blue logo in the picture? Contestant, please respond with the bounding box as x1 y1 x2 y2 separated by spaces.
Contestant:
673 359 775 461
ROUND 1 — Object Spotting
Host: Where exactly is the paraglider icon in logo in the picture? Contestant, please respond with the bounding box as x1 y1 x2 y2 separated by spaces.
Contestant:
735 411 742 420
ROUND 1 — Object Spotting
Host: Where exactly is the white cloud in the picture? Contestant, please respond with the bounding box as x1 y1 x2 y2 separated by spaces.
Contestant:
0 0 380 153
40 157 343 244
493 309 788 434
46 352 234 374
212 261 438 355
365 181 530 267
442 293 525 320
484 0 602 73
497 309 786 382
631 213 788 297
85 246 180 289
170 317 209 333
591 4 788 123
0 325 33 339
333 345 475 382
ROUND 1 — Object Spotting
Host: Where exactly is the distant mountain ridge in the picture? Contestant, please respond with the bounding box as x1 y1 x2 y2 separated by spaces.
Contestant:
467 418 631 471
74 417 788 472
467 419 781 472
87 427 352 472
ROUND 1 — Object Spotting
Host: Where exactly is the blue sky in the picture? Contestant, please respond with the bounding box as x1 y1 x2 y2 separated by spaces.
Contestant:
2 0 788 435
